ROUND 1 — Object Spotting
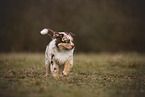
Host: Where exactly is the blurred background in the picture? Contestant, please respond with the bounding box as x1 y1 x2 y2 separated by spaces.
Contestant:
0 0 145 53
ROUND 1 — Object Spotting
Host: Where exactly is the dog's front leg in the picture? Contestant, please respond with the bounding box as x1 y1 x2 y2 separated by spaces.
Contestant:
45 46 51 77
45 53 51 77
63 56 72 76
45 60 50 77
51 57 60 77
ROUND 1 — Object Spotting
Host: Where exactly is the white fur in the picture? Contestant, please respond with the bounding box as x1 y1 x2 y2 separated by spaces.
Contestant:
40 28 48 35
46 39 74 65
55 49 74 65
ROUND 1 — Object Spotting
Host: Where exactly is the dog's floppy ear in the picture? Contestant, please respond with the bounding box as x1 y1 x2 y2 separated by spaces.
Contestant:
69 32 75 36
40 28 56 39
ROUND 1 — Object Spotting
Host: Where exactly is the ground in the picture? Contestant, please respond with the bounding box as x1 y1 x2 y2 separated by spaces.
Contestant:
0 53 145 97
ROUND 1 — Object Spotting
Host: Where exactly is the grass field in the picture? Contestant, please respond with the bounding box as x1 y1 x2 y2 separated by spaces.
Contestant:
0 53 145 97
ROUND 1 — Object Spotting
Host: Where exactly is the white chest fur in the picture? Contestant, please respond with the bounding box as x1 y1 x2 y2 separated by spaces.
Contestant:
55 50 73 65
47 39 74 65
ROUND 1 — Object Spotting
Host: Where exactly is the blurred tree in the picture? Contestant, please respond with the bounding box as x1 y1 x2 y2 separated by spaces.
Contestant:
0 0 145 52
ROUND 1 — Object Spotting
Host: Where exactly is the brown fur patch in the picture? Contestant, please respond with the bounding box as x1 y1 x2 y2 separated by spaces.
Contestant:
63 56 72 76
58 43 72 50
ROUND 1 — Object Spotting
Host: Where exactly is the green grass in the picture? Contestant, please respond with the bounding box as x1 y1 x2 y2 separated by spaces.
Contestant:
0 53 145 97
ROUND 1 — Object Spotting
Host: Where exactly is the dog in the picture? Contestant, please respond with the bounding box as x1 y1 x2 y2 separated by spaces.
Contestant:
40 28 75 77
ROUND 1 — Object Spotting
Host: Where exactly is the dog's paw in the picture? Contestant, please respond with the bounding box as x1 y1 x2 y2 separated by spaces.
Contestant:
63 72 69 77
44 73 50 77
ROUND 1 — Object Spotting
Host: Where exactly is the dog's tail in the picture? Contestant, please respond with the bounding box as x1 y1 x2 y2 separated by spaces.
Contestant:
40 28 56 38
40 28 49 35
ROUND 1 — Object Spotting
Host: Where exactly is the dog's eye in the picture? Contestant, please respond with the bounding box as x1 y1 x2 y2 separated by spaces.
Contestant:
59 34 64 38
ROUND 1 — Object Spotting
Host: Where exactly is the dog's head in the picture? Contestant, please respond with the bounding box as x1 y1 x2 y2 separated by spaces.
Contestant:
40 28 75 50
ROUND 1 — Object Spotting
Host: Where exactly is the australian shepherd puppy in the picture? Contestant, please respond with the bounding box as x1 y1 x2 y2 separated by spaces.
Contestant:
40 28 75 77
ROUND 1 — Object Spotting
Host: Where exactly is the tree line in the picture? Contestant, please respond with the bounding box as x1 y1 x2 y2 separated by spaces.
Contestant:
0 0 145 52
